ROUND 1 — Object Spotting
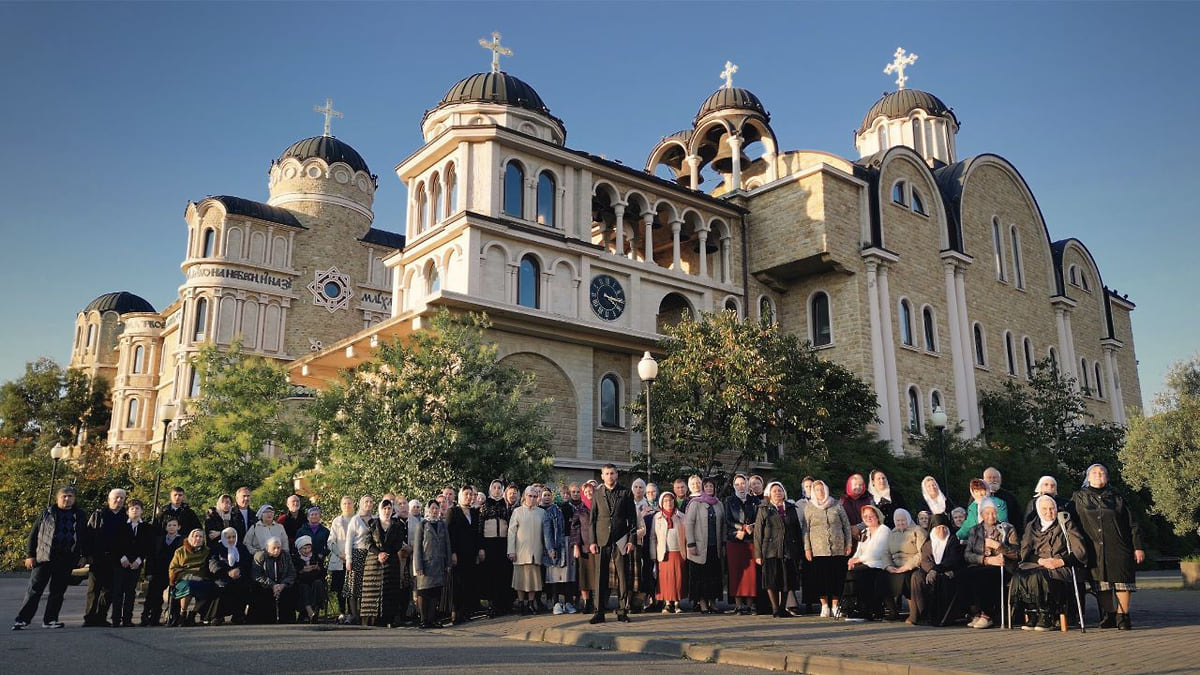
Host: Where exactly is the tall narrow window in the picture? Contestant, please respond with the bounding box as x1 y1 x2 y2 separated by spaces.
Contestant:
201 229 215 258
974 323 986 366
192 297 208 342
503 161 524 218
899 299 914 346
1068 265 1078 286
430 175 442 225
425 265 440 294
912 119 924 154
517 255 540 308
912 190 927 216
1023 337 1034 378
1081 272 1090 291
930 390 942 412
1010 226 1024 289
992 218 1006 281
1004 331 1016 375
1081 359 1090 394
892 181 907 206
416 184 428 233
125 398 139 428
1095 362 1104 398
759 296 775 325
86 324 96 349
922 306 936 351
810 291 831 346
132 345 145 374
600 374 620 428
907 386 921 433
536 171 556 227
188 367 200 398
445 164 458 216
1049 346 1058 373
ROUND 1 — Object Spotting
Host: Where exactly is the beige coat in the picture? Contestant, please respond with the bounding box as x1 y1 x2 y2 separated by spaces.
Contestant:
684 498 725 565
887 526 928 570
506 504 547 565
647 510 687 562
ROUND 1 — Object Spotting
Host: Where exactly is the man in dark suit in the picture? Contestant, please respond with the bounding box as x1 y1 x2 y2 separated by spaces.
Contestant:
230 487 256 540
589 464 637 623
446 485 484 624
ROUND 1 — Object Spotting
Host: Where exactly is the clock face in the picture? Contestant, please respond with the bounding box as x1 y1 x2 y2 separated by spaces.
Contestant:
589 274 626 321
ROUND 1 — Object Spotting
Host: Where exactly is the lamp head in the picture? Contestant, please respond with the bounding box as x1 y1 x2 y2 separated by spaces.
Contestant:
930 406 948 430
637 351 659 382
49 443 65 460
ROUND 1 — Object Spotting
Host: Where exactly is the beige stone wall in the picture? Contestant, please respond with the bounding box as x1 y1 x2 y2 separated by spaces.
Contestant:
592 349 634 463
1109 305 1143 414
1060 245 1115 419
497 351 578 460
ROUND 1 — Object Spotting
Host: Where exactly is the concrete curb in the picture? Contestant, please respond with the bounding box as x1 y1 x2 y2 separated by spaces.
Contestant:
504 625 986 674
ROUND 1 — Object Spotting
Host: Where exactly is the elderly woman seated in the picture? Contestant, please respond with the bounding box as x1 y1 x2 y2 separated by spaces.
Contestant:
956 479 1009 541
1012 495 1088 631
877 508 926 621
292 535 328 623
251 537 297 623
168 529 214 627
908 525 964 626
962 498 1019 629
841 505 890 621
207 527 252 625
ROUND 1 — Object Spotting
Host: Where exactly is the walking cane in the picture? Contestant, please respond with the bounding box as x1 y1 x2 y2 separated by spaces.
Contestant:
999 562 1007 629
1056 511 1086 633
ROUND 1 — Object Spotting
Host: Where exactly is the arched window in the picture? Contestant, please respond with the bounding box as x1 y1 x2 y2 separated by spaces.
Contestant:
922 306 936 352
1010 226 1024 289
930 390 942 412
892 181 907 206
188 367 200 398
600 374 620 428
125 398 139 428
1023 337 1034 378
430 174 442 225
759 296 776 325
810 291 831 346
1081 359 1090 394
1048 346 1058 373
1068 264 1078 286
724 298 740 317
445 164 458 216
201 228 215 258
192 298 208 342
907 386 921 434
1081 272 1090 291
912 119 924 154
416 183 428 233
898 299 914 346
425 263 440 294
973 323 987 367
1095 362 1104 398
517 255 540 308
536 171 556 227
132 345 145 374
912 190 927 216
86 324 96 349
74 326 81 351
1004 331 1016 376
503 161 524 218
992 218 1007 281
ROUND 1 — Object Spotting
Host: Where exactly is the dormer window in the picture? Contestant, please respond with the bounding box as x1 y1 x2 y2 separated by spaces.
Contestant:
503 161 524 218
912 190 927 215
892 181 908 206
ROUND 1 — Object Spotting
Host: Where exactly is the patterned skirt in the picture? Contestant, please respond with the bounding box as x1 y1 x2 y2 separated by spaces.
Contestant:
361 554 402 620
343 549 368 612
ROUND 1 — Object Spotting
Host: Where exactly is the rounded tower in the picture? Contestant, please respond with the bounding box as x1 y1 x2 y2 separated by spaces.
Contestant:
268 134 378 225
70 291 156 381
421 71 565 145
855 48 959 166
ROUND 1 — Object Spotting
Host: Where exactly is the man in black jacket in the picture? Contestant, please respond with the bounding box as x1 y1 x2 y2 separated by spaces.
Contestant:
447 486 484 624
13 486 88 630
157 487 201 536
110 499 154 627
83 488 127 626
589 464 637 623
231 487 256 540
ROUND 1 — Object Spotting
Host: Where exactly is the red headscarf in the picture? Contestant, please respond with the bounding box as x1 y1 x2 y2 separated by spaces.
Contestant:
845 473 866 498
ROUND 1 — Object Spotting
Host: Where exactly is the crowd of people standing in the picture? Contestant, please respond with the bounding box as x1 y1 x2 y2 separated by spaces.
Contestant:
13 461 1145 634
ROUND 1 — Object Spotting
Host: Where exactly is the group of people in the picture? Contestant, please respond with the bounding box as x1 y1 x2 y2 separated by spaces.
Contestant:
13 461 1144 635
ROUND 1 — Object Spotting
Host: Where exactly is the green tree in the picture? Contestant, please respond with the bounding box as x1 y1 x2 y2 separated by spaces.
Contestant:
311 311 553 505
628 311 877 488
0 358 110 447
161 340 306 510
1121 355 1200 538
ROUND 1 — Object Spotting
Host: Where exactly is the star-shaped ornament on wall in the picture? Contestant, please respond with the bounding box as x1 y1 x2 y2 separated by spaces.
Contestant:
308 267 354 313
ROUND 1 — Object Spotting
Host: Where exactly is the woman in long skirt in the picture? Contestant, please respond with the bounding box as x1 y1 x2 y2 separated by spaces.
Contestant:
649 491 687 613
637 482 660 611
725 474 759 614
754 482 802 618
685 477 726 613
361 500 406 626
541 487 575 614
414 501 452 628
480 480 513 617
508 486 549 615
571 481 597 614
341 495 373 624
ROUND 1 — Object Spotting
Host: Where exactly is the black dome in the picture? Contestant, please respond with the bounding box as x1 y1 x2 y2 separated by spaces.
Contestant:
696 87 768 122
84 291 155 315
437 72 552 116
278 136 370 174
859 89 958 133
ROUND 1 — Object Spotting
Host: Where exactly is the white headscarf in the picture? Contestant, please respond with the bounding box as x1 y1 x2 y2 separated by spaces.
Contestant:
1036 494 1058 532
1033 475 1058 497
809 480 834 510
867 470 892 504
765 481 788 504
892 508 913 531
930 525 950 564
220 527 240 567
922 476 947 514
733 475 749 501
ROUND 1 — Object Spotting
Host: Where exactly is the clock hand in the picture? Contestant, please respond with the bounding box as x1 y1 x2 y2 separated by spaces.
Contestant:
604 294 625 306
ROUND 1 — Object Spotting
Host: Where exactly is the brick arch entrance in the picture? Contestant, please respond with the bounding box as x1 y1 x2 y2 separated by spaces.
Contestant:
498 352 578 459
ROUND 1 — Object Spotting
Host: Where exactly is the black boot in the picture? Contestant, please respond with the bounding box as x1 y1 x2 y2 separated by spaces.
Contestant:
1099 612 1117 628
1116 612 1131 630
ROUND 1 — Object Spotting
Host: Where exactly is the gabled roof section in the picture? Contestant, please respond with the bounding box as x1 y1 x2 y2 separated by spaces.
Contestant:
359 227 406 250
202 196 305 229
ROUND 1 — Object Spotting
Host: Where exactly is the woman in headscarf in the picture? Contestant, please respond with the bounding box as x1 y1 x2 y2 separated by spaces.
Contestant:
540 487 575 615
908 524 964 626
326 495 355 623
205 494 235 544
725 473 760 615
251 537 296 623
292 534 327 623
637 481 660 612
956 479 1009 540
207 526 252 625
919 476 957 529
508 486 550 616
571 480 598 615
1024 476 1066 528
361 499 406 627
802 480 853 618
1012 495 1088 631
1069 463 1144 630
840 473 871 529
754 481 802 618
842 504 891 621
879 508 926 621
244 505 288 556
341 495 374 625
414 500 453 628
685 477 726 614
649 490 687 614
962 498 1018 629
867 470 906 527
168 529 213 627
629 478 647 608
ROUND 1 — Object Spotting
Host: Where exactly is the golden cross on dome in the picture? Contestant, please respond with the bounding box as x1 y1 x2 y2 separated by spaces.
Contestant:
884 47 918 90
313 98 342 137
479 31 512 74
720 61 739 89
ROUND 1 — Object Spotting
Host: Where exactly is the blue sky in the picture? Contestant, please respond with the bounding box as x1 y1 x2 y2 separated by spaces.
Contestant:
0 2 1196 408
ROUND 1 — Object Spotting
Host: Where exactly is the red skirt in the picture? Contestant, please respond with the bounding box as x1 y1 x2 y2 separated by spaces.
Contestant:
657 551 684 602
727 540 757 597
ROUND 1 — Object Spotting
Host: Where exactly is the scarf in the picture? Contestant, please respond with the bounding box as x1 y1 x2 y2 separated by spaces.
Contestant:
662 504 676 528
220 527 240 567
922 477 947 514
1033 476 1058 498
734 483 749 500
1036 494 1058 531
892 508 913 531
809 481 834 510
845 474 866 499
256 504 274 521
931 527 950 564
867 471 892 504
692 493 719 506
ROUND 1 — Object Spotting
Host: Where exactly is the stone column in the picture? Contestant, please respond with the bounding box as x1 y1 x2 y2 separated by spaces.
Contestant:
643 214 654 263
953 269 978 434
671 220 682 270
728 135 744 192
696 228 709 277
686 155 701 191
612 204 626 257
720 236 731 283
1062 310 1080 390
1103 347 1122 424
865 260 892 444
943 260 969 433
877 264 903 453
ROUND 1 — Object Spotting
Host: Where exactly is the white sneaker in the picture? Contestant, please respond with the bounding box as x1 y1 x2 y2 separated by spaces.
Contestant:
565 603 577 614
552 602 564 615
820 605 830 618
975 616 993 629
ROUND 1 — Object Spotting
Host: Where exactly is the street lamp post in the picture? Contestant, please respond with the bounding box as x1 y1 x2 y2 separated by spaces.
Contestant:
152 403 178 520
637 351 659 483
930 406 948 493
48 443 66 508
